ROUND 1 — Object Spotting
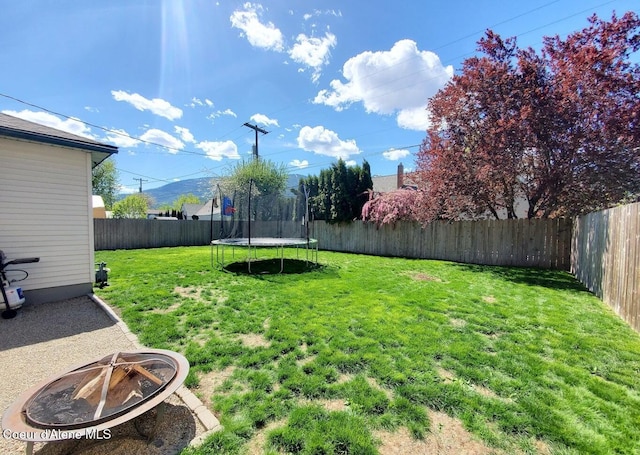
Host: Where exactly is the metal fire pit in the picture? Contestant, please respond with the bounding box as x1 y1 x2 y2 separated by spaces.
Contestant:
2 349 189 454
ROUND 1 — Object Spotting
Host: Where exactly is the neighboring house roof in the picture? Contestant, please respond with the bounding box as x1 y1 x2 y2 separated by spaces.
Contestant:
195 199 220 217
196 199 220 218
181 203 203 218
372 175 398 193
0 113 118 167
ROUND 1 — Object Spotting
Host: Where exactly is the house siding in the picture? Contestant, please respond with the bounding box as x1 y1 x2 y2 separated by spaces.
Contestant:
0 137 94 303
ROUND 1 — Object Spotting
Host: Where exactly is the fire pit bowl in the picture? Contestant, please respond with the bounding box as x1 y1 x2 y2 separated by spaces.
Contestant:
2 349 189 446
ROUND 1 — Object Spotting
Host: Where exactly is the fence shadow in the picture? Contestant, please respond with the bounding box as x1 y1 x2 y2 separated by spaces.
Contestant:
451 263 591 293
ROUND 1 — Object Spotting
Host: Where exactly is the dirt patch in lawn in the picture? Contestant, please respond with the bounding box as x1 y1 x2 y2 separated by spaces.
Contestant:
245 419 287 454
438 367 509 402
174 286 228 304
482 295 498 304
299 398 347 412
376 409 503 455
151 301 181 314
194 366 236 407
367 376 394 399
450 318 467 328
296 353 317 367
237 333 271 348
409 272 443 282
437 367 456 383
321 398 348 411
174 286 202 300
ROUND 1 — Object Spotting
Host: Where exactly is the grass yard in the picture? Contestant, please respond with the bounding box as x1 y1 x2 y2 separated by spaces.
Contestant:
95 246 640 455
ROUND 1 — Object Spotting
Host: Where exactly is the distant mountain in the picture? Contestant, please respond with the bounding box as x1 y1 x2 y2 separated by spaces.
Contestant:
144 178 215 208
130 175 306 208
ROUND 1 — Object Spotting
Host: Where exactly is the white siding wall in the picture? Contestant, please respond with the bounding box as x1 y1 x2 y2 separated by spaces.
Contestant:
0 137 94 294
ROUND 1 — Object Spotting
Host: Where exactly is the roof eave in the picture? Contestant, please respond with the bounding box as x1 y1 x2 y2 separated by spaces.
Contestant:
0 127 118 168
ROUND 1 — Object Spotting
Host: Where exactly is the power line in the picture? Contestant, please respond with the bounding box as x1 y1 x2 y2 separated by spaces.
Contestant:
1 2 624 187
0 92 211 157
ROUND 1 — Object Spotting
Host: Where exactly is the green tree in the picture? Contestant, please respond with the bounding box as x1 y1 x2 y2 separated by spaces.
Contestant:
316 169 332 220
92 158 119 210
330 159 350 221
357 160 374 216
224 159 288 220
112 193 150 219
301 159 373 223
173 194 201 211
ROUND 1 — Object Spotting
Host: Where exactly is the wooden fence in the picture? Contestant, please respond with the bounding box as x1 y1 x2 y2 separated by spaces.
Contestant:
572 202 640 332
95 207 640 332
95 218 572 269
312 218 572 269
93 219 305 250
94 219 214 250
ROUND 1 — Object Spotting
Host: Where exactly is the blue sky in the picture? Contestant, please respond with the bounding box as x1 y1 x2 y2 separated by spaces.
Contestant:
1 0 638 193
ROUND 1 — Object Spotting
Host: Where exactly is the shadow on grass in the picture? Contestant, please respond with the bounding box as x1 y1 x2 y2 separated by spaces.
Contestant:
223 258 326 275
451 263 591 294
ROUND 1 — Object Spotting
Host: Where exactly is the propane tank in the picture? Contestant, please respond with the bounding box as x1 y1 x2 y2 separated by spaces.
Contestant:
1 283 25 309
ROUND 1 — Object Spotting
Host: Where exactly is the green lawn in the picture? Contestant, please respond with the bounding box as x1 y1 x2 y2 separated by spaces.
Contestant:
95 246 640 454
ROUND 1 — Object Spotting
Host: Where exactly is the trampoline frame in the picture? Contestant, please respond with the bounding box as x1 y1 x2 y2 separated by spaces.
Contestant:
211 237 318 273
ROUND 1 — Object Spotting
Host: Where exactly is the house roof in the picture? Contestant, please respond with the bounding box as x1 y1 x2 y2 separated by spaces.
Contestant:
195 199 220 217
372 175 398 193
0 113 118 167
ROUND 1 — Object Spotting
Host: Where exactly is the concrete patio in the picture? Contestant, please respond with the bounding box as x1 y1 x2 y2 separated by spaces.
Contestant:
0 295 220 455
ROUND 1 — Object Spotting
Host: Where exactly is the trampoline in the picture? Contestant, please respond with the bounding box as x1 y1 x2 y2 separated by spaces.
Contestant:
212 237 318 273
210 175 319 273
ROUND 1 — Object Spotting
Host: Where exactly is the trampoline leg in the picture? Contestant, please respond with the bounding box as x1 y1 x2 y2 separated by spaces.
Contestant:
280 246 284 273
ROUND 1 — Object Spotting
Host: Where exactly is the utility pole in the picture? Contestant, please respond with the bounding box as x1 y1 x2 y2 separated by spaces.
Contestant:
243 122 268 160
134 178 148 193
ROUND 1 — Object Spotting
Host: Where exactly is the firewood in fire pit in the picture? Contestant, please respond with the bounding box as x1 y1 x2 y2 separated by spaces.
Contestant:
71 358 162 407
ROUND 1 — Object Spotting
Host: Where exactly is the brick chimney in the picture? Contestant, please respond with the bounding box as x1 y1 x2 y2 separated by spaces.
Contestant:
397 163 404 189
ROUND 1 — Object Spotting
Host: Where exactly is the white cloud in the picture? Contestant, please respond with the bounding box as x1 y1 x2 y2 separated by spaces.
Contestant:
345 159 356 167
111 90 183 121
314 39 453 130
105 128 140 148
118 185 138 195
191 97 215 108
230 3 284 52
303 9 342 20
289 159 309 169
208 109 237 122
289 32 337 82
297 125 361 159
175 126 196 143
396 106 432 131
250 113 279 127
2 109 96 139
139 128 184 153
383 148 411 161
196 140 241 161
